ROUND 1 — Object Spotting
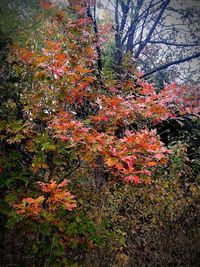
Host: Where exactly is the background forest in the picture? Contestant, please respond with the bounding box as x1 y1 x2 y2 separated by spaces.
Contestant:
0 1 200 266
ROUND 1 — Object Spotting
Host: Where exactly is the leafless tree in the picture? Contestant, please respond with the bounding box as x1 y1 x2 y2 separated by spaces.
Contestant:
94 0 200 82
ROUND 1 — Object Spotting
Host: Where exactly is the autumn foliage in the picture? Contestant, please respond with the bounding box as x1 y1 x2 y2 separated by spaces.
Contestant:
0 1 199 266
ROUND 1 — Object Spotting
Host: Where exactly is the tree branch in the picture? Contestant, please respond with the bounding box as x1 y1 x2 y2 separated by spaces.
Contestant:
122 0 163 45
126 0 144 52
139 0 154 46
114 0 124 67
135 0 170 58
8 19 42 34
148 40 200 47
86 2 103 82
142 52 200 78
120 0 131 32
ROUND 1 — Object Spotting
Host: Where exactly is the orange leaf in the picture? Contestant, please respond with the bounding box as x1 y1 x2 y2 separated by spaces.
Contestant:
55 54 66 61
147 161 157 167
75 65 92 74
40 1 53 9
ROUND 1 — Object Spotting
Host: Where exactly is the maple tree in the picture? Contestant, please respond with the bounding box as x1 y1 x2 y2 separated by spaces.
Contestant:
0 0 199 266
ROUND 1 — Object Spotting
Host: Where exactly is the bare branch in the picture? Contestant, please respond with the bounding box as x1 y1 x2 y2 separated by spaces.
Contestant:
126 0 144 52
120 0 131 32
148 41 200 47
122 0 163 45
135 0 170 58
139 0 154 45
115 0 120 33
142 52 200 78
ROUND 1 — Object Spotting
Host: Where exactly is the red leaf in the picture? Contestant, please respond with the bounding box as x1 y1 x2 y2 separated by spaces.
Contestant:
124 175 140 184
